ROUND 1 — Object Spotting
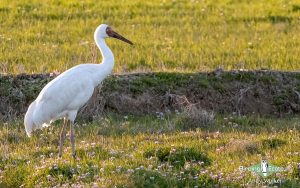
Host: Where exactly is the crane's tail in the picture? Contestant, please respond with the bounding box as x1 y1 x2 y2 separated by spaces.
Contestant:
24 101 37 137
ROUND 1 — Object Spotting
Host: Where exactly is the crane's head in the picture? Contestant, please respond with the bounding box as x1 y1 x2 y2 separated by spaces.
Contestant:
95 24 133 45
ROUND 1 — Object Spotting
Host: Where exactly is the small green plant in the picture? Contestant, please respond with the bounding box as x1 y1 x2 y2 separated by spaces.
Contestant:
261 138 287 149
198 79 210 88
131 169 169 188
273 91 290 106
144 147 211 168
292 4 300 12
259 75 276 84
47 164 76 180
292 164 300 179
211 82 226 93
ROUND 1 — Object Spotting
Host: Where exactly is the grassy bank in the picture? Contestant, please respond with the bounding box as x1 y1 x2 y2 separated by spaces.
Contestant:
1 71 300 121
0 114 299 187
1 0 300 74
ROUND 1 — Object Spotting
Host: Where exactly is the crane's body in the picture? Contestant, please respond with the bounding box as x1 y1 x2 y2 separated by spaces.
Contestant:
24 24 133 158
25 63 110 130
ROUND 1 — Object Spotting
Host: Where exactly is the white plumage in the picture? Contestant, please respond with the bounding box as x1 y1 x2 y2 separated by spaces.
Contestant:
24 63 109 135
24 24 133 157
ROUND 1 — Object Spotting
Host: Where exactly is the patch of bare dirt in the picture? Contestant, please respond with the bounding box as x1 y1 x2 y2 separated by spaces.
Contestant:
226 139 259 154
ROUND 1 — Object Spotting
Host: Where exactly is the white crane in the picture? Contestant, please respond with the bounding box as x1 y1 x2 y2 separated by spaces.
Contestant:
24 24 133 158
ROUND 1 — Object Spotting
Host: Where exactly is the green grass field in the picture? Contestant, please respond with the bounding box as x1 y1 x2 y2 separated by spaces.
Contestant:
1 0 300 74
0 115 299 187
1 0 300 187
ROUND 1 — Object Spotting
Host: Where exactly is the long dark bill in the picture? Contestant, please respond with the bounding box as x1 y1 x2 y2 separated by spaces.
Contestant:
111 30 133 45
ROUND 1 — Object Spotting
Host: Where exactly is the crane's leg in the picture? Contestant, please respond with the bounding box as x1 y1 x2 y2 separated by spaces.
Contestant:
59 118 68 158
70 121 76 159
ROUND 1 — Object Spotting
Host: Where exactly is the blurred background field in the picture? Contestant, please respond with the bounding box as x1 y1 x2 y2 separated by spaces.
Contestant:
0 0 300 74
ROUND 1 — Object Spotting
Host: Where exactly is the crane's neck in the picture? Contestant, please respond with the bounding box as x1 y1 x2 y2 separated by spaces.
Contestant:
94 36 115 72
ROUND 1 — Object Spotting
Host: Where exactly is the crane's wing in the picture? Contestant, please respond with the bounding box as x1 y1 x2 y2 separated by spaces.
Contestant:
32 66 95 127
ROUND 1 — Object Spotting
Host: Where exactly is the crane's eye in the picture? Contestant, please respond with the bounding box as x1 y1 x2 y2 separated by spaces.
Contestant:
106 27 114 37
